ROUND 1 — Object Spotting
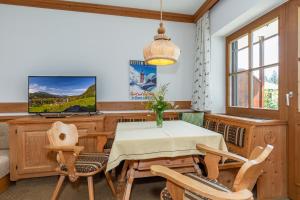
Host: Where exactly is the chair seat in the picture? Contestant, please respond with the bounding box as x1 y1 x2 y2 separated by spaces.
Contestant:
161 173 231 200
61 153 108 173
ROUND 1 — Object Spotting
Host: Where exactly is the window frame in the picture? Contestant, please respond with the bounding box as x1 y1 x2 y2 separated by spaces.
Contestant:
226 7 285 119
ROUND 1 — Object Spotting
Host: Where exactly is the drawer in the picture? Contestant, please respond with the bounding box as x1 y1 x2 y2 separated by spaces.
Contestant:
74 122 97 132
137 156 195 170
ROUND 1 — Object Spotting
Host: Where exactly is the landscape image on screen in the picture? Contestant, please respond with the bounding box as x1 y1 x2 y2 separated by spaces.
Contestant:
28 77 96 113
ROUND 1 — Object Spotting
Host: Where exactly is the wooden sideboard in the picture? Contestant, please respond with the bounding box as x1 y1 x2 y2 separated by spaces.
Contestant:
8 115 105 181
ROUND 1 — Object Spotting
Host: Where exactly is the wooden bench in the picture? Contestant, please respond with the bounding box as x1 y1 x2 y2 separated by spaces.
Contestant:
203 114 287 200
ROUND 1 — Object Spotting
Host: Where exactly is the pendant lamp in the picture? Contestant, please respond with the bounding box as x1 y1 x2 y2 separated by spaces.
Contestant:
143 0 180 66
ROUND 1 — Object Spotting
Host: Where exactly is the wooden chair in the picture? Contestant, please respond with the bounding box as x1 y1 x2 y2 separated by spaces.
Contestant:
45 121 116 200
151 144 273 200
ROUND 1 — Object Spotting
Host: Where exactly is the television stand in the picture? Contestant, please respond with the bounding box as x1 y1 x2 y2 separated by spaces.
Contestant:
44 115 67 119
37 113 68 118
37 112 99 118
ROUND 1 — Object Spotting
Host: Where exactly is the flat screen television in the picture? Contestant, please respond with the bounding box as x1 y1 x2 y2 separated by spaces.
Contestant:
28 76 97 113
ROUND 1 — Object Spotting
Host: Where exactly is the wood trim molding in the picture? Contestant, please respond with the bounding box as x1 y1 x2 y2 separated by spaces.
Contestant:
0 101 191 113
0 0 219 23
0 0 194 23
193 0 219 22
0 103 28 113
226 107 280 119
97 101 191 111
226 6 282 42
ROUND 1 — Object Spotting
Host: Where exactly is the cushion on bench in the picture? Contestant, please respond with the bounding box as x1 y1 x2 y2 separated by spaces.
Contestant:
181 112 204 127
0 123 9 150
223 125 245 147
205 120 245 148
204 120 217 131
0 150 9 179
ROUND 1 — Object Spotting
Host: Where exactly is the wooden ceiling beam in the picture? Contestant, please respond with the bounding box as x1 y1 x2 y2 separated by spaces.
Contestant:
0 0 194 23
193 0 219 22
0 0 219 23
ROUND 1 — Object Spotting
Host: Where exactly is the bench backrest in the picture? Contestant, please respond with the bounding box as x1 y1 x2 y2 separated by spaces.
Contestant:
204 115 253 158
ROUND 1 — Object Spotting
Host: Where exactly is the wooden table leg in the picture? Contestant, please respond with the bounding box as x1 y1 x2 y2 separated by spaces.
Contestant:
119 160 129 183
117 160 130 200
122 161 137 200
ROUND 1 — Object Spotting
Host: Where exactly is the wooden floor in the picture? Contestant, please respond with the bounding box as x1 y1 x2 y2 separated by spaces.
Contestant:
0 175 165 200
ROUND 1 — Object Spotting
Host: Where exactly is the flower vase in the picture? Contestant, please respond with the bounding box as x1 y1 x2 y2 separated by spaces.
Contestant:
156 110 163 128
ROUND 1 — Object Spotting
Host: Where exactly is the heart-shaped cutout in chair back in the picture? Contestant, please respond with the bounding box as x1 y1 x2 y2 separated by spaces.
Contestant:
47 121 78 146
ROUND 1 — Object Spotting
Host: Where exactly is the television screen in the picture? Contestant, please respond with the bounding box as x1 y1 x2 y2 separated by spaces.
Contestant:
28 76 96 113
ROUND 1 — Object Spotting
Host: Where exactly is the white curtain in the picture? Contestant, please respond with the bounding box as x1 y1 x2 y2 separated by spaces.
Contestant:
191 12 211 111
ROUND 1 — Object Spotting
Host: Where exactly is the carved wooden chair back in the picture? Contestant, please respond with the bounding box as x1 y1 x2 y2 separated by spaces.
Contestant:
232 145 273 192
47 121 80 167
47 121 78 146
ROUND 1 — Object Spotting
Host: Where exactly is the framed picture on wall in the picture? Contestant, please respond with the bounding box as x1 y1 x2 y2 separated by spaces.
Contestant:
129 60 157 100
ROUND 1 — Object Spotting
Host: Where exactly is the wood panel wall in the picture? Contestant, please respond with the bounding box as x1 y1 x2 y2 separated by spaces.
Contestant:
0 101 191 113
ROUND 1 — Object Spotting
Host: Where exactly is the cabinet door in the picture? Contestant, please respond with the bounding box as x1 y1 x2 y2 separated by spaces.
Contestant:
16 125 57 175
76 122 98 152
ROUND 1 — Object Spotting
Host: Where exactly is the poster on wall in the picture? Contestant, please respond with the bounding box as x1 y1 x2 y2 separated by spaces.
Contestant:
129 60 157 100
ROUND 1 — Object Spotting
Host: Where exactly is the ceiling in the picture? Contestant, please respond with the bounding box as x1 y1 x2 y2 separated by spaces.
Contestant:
63 0 206 15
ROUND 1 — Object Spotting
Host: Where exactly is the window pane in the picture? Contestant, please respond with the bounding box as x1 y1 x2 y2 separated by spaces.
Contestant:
231 35 249 73
264 67 279 109
264 35 279 65
252 19 278 43
238 35 248 49
230 73 248 107
252 43 260 68
237 48 249 71
252 70 262 108
251 67 279 109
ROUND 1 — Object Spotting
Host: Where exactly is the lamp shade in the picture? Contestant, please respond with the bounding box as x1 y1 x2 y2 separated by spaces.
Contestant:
143 37 180 66
143 22 180 66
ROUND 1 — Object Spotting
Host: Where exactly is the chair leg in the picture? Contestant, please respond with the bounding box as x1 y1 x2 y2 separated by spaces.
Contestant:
51 175 65 200
105 171 116 196
87 176 94 200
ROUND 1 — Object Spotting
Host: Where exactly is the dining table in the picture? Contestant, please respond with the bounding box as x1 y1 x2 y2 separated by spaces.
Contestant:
106 120 228 200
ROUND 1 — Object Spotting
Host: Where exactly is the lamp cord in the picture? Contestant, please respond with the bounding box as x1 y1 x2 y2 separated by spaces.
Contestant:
160 0 163 23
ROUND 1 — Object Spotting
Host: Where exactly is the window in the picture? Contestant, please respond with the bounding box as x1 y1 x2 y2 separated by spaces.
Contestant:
229 18 279 110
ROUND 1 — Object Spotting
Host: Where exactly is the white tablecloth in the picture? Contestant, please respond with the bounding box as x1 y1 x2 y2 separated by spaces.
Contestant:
106 120 227 171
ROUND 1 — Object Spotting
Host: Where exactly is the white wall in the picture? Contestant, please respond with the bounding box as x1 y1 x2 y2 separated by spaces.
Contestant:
210 0 287 36
210 36 226 113
0 5 196 102
208 0 287 113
